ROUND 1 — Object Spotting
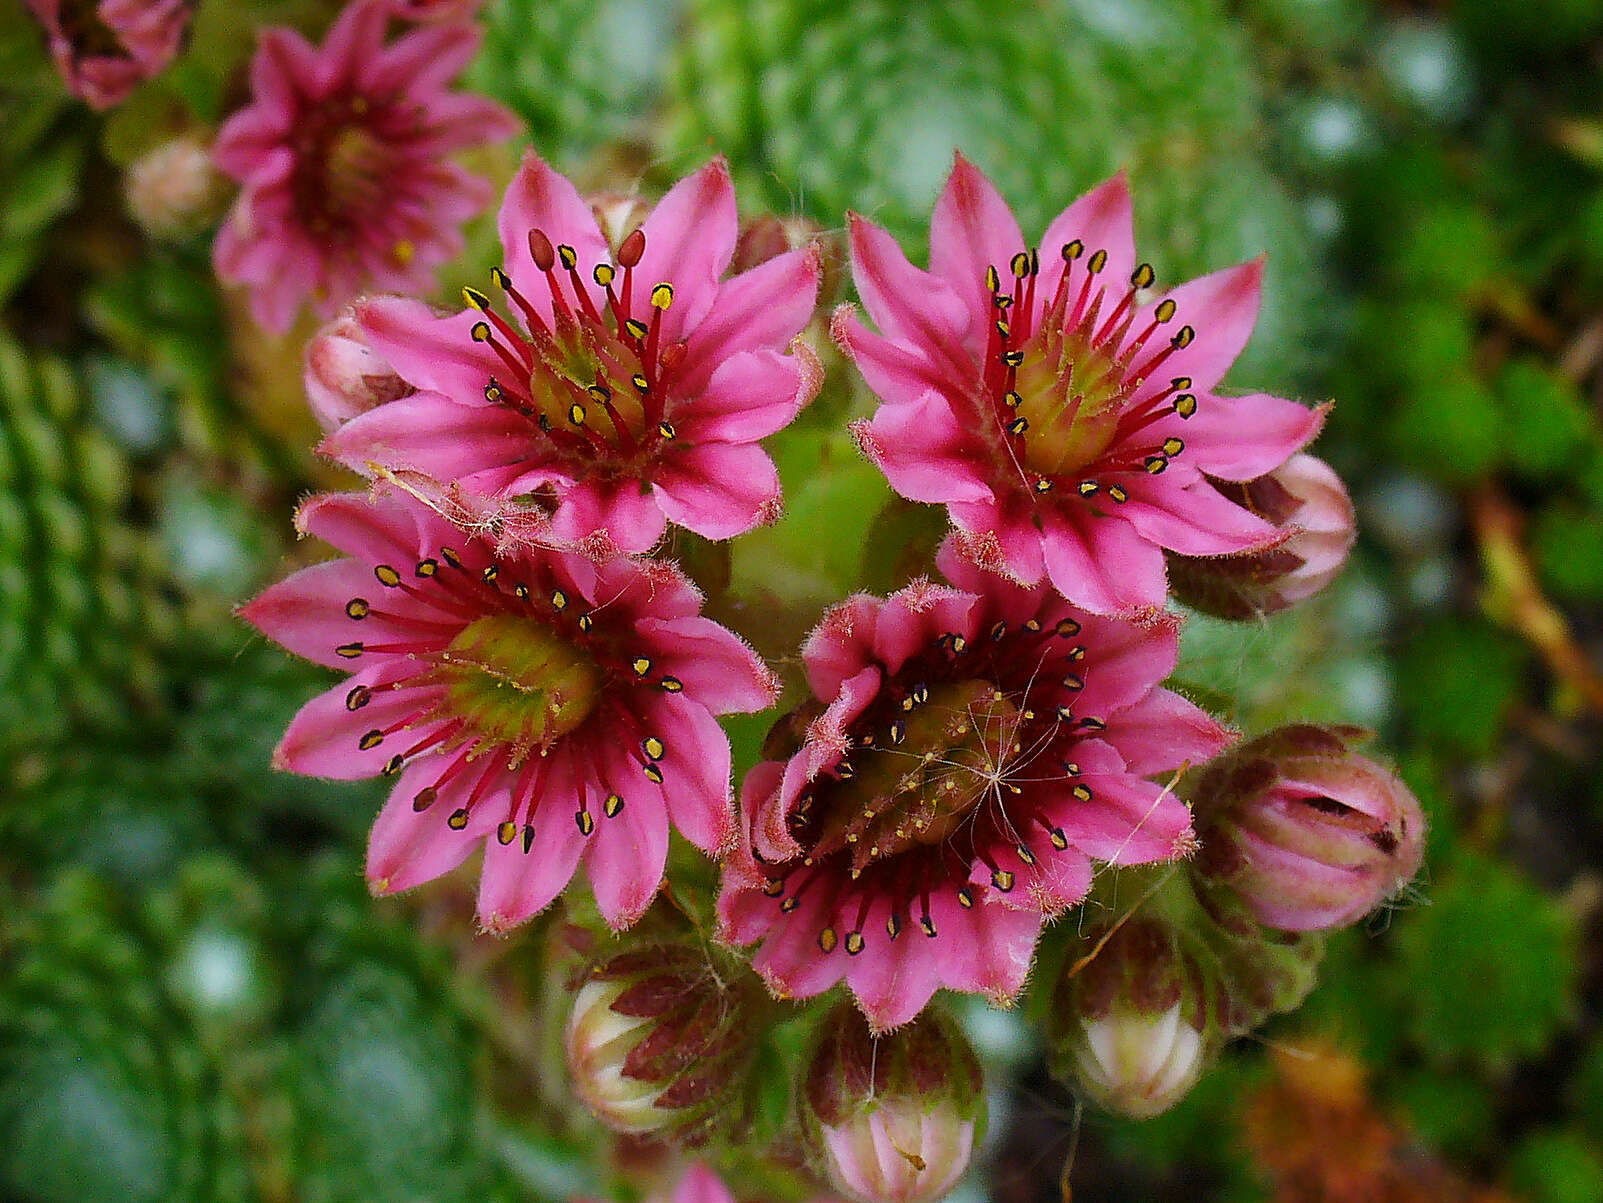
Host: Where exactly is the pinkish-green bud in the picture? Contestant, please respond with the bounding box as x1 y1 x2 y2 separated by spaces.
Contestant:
1191 724 1425 932
801 1002 982 1203
1169 454 1356 620
303 308 414 431
1047 915 1217 1119
565 940 765 1146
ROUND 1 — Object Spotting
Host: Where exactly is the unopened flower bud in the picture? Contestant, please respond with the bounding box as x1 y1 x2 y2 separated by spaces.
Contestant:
1048 915 1215 1119
734 214 842 304
565 941 765 1146
801 1002 982 1203
589 191 655 257
125 134 226 238
1190 724 1425 932
1170 454 1356 620
303 308 414 431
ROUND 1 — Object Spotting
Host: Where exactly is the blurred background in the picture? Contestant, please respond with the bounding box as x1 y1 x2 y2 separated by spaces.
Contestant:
2 0 1602 1199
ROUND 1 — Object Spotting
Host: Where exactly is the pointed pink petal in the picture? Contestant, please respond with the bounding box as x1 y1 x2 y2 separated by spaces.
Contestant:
872 582 979 676
1132 259 1264 399
731 760 791 871
1050 772 1194 866
634 616 777 714
847 214 972 375
1028 843 1095 913
651 441 781 540
321 391 534 481
673 1166 736 1203
475 747 587 929
634 158 738 341
832 307 958 407
250 27 320 111
549 479 667 553
1096 691 1235 776
1040 509 1168 615
273 665 440 778
240 558 432 668
365 18 480 96
845 898 945 1033
585 741 670 929
677 246 822 395
676 346 821 444
948 497 1048 585
851 390 992 505
1171 393 1326 482
644 699 736 855
1119 471 1279 556
497 154 611 329
1071 609 1181 720
369 755 505 894
930 152 1028 347
212 105 291 177
752 881 848 1002
316 0 389 94
926 888 1039 1001
802 598 885 700
354 296 498 401
295 490 425 565
1035 173 1136 322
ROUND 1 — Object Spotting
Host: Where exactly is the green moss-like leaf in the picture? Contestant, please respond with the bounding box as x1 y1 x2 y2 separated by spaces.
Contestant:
1393 617 1525 756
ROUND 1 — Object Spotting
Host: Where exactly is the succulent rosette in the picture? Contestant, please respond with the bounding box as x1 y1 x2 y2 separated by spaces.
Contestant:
212 0 517 331
321 154 824 555
239 488 776 933
26 0 193 110
718 540 1233 1031
838 153 1328 615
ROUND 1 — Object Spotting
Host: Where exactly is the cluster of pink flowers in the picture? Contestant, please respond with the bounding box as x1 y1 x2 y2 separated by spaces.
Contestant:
200 4 1417 1193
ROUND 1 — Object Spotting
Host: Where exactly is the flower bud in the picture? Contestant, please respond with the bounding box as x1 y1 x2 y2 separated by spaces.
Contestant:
801 1003 982 1203
734 214 843 304
125 134 226 238
589 191 655 257
302 309 414 431
1191 724 1425 932
1047 915 1215 1119
1169 454 1356 620
565 940 765 1146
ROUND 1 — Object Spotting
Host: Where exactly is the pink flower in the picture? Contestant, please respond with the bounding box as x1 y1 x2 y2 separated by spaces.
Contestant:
239 487 777 932
1169 453 1357 620
321 154 824 555
304 305 416 431
211 0 517 332
26 0 193 110
650 1165 737 1203
838 153 1328 615
718 540 1233 1031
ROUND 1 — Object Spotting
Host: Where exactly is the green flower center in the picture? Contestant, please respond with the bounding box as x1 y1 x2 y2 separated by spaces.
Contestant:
440 615 603 752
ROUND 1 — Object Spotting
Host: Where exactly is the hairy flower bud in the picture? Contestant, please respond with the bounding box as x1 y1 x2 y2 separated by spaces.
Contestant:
1169 454 1356 620
565 940 766 1146
125 134 225 238
801 1003 982 1203
734 214 842 303
1048 915 1215 1119
1190 724 1425 932
303 309 415 431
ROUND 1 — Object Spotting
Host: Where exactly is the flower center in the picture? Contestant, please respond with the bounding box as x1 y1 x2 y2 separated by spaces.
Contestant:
461 227 683 475
973 250 1201 504
439 614 603 751
323 124 392 218
808 679 1020 871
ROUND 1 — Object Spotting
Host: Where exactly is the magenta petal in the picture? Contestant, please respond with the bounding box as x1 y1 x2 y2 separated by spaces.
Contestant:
833 308 957 407
365 19 480 97
251 28 321 111
1040 509 1168 615
322 391 532 480
677 246 822 395
368 756 504 894
872 582 978 676
549 479 667 554
354 296 499 401
634 616 777 714
634 158 738 341
652 442 781 540
949 498 1048 585
295 490 424 565
1134 259 1264 398
1030 844 1095 913
803 598 885 700
1073 611 1181 720
585 741 670 929
239 559 412 668
1035 173 1136 318
497 154 611 329
648 700 736 855
929 152 1029 346
845 909 944 1033
752 884 848 1002
928 888 1039 1001
677 347 819 444
1051 773 1194 865
1175 393 1326 482
475 748 587 930
1119 473 1279 556
848 214 972 373
1098 690 1235 776
852 391 992 505
672 1166 736 1203
316 0 389 94
274 666 439 778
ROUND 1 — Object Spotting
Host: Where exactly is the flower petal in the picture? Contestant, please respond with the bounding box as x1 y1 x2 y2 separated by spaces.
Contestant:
354 295 499 402
1035 173 1136 321
549 479 667 554
475 747 587 930
497 153 611 328
1098 689 1235 777
1118 472 1280 557
633 158 738 341
643 699 736 855
677 246 822 395
651 441 781 540
1039 508 1168 615
369 754 506 895
634 616 778 714
1049 771 1195 866
929 152 1029 347
585 740 671 929
851 391 993 505
847 214 973 379
273 664 441 779
676 346 820 445
1131 259 1264 400
1170 393 1326 482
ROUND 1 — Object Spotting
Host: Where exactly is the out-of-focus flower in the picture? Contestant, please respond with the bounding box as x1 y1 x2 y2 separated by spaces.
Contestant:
388 0 483 20
802 1002 981 1203
1047 914 1213 1119
321 154 823 554
718 539 1232 1031
212 0 517 332
304 306 415 431
238 487 776 932
838 153 1327 615
25 0 193 110
1169 453 1356 619
566 939 766 1144
1190 724 1425 932
125 132 227 238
